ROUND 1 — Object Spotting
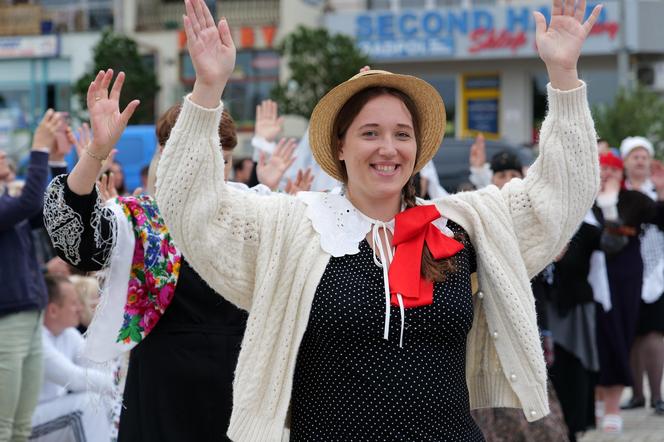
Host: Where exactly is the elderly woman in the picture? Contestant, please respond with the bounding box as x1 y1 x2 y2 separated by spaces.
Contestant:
81 0 601 439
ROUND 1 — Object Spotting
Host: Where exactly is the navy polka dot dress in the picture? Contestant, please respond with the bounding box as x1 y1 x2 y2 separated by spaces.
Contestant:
291 221 484 441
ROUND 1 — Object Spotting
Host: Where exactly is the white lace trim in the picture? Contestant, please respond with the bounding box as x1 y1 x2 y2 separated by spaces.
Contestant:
44 176 85 265
44 175 117 269
296 188 454 347
296 188 454 257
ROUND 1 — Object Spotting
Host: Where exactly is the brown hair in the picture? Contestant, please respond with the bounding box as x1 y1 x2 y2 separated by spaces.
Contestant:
332 86 458 283
156 104 237 151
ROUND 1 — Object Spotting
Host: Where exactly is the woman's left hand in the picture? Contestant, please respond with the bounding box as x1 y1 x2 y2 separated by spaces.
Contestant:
534 0 602 90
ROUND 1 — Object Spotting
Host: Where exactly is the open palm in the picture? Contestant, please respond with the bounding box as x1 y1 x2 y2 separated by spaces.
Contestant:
86 69 139 158
184 0 235 88
534 0 602 70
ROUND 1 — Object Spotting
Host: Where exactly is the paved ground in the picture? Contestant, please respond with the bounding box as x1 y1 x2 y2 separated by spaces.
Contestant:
578 380 664 442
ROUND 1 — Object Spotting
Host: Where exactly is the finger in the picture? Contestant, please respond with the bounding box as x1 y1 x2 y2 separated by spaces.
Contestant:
552 0 563 15
256 103 264 121
200 0 216 29
274 137 287 156
66 126 76 145
269 100 276 120
185 0 201 36
533 11 547 36
133 187 143 196
583 5 603 35
48 113 64 132
93 70 105 89
191 0 208 31
41 109 55 125
87 81 97 110
110 71 126 102
100 69 114 98
563 0 574 16
218 17 235 49
99 173 108 192
575 0 587 23
284 139 298 158
183 14 196 43
120 100 141 126
276 116 284 129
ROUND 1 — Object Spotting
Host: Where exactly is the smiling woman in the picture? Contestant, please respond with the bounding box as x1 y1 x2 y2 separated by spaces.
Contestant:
147 0 604 440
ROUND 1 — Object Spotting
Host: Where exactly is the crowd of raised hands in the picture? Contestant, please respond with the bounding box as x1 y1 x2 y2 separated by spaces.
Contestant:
5 94 316 202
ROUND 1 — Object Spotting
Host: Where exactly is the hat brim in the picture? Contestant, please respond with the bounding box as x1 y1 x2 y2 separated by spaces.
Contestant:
308 70 446 182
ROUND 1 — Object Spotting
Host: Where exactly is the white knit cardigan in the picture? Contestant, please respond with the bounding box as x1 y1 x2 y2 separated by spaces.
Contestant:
156 83 598 442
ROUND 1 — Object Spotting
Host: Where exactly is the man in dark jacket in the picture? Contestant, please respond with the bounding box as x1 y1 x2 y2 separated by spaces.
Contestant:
0 110 63 442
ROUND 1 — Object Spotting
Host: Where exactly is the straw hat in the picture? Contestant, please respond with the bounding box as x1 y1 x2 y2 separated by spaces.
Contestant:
308 70 446 182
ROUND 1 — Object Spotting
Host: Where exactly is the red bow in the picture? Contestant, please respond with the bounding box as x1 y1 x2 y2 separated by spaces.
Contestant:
388 205 464 308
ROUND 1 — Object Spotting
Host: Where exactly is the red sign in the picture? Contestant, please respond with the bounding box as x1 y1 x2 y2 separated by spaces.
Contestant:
469 29 527 54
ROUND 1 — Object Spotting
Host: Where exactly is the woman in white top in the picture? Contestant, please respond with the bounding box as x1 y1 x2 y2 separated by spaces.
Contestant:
73 0 602 439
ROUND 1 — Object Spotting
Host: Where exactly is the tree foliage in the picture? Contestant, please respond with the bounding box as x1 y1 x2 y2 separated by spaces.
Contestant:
271 26 370 118
593 86 664 159
74 30 159 124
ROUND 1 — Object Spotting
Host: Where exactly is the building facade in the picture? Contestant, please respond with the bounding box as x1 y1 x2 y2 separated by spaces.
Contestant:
324 0 664 145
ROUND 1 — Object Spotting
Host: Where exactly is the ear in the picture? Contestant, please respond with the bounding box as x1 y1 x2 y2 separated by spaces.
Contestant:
46 302 58 318
338 139 345 161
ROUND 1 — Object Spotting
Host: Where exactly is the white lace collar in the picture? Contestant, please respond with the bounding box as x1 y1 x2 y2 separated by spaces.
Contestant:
296 187 454 257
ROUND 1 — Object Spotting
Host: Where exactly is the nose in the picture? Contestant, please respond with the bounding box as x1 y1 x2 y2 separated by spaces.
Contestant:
377 135 397 157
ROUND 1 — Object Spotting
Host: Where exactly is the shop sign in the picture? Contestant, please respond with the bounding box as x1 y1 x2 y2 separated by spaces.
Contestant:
0 35 59 59
325 1 618 60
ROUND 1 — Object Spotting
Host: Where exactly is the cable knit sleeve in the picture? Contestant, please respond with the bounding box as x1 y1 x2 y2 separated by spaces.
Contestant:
498 82 598 277
156 95 296 311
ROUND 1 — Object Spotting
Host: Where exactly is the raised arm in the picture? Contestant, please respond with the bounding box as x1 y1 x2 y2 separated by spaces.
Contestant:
498 1 602 276
0 111 63 230
44 70 138 270
156 0 298 310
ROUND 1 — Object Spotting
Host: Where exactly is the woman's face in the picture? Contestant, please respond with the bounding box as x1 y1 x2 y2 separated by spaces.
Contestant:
600 164 623 190
339 94 417 201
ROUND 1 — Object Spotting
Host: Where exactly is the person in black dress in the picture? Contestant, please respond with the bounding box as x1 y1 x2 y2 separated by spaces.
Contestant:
593 151 664 432
43 96 247 441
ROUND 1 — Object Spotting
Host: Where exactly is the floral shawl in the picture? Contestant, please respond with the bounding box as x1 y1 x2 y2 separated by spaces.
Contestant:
82 195 181 363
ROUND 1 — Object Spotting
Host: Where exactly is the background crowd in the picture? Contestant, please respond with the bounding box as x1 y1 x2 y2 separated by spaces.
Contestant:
2 92 663 441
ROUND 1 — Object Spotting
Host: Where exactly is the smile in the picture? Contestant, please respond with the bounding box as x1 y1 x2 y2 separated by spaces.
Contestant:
371 163 400 176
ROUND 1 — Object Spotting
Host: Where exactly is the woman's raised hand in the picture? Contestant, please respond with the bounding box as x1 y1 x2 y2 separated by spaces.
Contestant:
86 69 140 160
184 0 236 108
534 0 602 90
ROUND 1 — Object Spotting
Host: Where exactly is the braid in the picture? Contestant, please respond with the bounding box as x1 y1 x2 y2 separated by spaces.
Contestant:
401 177 460 283
402 178 418 209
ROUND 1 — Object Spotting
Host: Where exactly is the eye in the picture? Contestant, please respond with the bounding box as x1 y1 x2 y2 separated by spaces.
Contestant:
362 130 378 137
396 131 412 139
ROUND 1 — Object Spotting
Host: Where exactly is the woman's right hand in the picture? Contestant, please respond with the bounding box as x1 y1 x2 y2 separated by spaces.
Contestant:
86 69 140 160
185 0 236 108
469 133 486 169
67 69 137 196
32 109 64 151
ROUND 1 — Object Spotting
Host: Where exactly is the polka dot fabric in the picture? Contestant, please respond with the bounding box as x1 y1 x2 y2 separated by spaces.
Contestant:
291 221 485 441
